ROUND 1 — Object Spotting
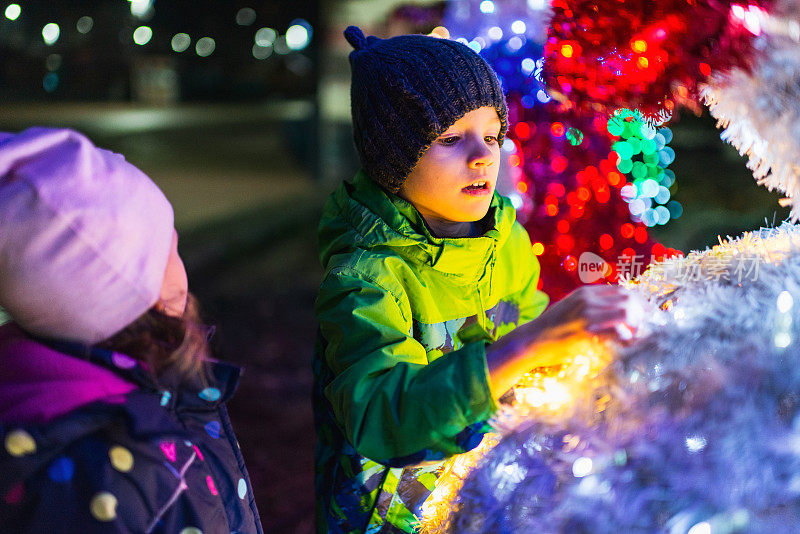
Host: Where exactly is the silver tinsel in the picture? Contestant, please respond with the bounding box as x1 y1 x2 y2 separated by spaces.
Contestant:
702 2 800 219
428 223 800 533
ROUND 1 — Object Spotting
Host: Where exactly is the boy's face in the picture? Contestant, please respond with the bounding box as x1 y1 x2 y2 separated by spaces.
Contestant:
398 106 502 237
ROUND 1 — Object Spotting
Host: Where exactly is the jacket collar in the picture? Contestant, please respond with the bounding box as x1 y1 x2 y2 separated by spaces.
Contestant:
323 169 517 282
38 334 241 412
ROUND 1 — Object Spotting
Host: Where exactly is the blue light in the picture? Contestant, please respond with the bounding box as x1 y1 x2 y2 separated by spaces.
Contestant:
641 209 658 227
536 89 551 103
655 205 672 224
667 200 683 218
629 198 647 216
520 95 536 108
507 36 524 51
43 73 59 92
655 185 671 204
654 132 666 150
521 57 536 74
660 169 676 187
658 147 676 166
479 0 495 13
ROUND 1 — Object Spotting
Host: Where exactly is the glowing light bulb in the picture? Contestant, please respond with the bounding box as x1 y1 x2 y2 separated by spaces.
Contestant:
688 522 711 534
252 44 272 59
777 291 793 313
76 16 93 34
42 23 60 46
479 0 495 14
572 457 592 477
195 37 216 57
171 33 191 53
685 435 707 452
487 26 503 40
130 0 153 19
255 27 276 47
133 26 152 46
5 3 20 21
286 21 311 51
775 332 792 348
236 7 256 26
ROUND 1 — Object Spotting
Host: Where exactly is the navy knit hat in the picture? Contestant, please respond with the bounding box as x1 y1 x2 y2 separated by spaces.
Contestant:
344 26 508 193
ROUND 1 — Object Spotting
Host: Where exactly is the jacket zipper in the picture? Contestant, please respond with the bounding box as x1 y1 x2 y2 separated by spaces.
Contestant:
476 243 496 334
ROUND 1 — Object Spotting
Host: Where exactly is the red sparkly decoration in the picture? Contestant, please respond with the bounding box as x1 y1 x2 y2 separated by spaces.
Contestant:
544 0 774 120
508 98 682 300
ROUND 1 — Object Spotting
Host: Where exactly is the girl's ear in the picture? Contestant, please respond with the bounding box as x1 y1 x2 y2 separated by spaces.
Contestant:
156 231 188 318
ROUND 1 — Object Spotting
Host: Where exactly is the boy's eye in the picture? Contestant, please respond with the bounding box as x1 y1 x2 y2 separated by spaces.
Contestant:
484 135 498 144
438 136 459 146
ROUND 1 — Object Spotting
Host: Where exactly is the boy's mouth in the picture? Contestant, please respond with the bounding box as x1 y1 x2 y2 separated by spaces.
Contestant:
461 180 491 195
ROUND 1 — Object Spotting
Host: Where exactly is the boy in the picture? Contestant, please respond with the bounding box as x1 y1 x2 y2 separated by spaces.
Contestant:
314 26 633 533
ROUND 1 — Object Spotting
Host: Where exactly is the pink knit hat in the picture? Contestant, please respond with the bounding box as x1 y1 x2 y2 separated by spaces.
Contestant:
0 128 174 344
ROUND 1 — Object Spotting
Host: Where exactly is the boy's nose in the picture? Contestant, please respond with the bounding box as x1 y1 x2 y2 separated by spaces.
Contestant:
468 140 495 168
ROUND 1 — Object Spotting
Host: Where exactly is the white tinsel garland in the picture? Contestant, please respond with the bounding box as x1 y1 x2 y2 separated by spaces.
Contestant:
423 222 800 533
702 2 800 220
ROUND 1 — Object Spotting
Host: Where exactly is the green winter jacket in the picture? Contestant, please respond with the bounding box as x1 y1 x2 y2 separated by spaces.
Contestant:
313 170 549 533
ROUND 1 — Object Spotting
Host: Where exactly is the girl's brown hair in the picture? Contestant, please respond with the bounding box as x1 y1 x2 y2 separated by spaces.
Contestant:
97 293 210 384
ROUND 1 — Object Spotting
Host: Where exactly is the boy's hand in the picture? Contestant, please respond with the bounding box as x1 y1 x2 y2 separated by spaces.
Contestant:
485 285 647 398
531 285 645 342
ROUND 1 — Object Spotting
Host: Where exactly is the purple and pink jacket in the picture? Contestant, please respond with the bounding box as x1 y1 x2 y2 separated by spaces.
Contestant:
0 323 263 533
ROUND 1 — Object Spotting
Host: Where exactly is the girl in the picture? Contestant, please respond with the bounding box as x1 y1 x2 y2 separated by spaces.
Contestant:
313 27 636 533
0 128 263 533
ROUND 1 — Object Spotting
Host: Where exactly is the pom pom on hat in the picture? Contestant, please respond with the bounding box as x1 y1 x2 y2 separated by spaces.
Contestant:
343 26 368 51
0 128 175 344
344 26 508 193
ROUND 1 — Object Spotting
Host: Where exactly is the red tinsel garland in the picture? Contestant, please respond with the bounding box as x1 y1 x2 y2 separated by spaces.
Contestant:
544 0 773 121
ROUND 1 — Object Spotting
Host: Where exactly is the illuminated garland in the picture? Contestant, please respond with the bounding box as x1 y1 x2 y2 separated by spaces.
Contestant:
609 109 683 227
419 334 614 534
424 222 800 532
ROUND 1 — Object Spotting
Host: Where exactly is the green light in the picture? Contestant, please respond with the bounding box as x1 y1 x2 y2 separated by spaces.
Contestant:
613 108 677 228
566 127 584 146
613 141 633 160
640 138 657 155
643 151 659 165
607 116 624 136
631 161 647 180
622 121 638 139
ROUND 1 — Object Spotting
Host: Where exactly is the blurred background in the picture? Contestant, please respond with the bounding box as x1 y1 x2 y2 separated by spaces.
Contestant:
0 1 790 532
